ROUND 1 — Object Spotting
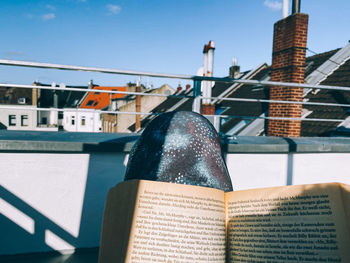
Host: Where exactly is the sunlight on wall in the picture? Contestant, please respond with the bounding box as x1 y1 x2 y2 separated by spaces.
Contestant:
45 230 75 254
123 154 129 167
0 153 89 239
0 198 34 234
226 154 288 190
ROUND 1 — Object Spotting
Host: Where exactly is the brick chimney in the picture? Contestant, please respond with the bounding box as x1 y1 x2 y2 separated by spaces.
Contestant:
32 83 38 106
267 11 308 137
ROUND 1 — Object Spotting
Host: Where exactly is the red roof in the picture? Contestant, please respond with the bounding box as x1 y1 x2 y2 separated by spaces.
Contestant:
80 86 127 109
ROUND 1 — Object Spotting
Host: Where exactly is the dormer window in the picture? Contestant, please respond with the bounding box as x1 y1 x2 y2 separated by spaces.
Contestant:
86 100 94 106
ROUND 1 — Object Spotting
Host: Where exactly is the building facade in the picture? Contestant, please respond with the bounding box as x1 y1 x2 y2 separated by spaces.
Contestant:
63 109 101 132
0 105 37 130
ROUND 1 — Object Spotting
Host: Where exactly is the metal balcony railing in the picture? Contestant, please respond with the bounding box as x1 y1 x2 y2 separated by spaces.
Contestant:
1 59 350 133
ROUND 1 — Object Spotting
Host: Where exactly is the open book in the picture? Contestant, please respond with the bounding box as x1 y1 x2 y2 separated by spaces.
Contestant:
98 180 350 263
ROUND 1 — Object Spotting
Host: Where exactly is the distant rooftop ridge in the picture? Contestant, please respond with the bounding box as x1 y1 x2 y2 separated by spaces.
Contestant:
306 43 350 86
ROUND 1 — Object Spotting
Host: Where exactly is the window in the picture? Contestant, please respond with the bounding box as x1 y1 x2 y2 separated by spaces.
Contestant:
86 100 94 106
18 97 26 104
81 116 86 126
21 115 28 126
42 117 47 125
9 115 16 126
215 107 227 115
71 116 75 125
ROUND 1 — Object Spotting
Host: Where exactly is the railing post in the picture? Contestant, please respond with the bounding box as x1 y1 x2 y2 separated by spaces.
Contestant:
213 115 220 132
192 79 201 113
135 82 141 131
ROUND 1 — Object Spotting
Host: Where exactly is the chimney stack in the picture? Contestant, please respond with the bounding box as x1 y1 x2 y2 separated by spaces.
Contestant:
229 57 240 78
267 0 308 137
201 40 216 115
177 84 182 92
32 82 38 106
52 82 58 108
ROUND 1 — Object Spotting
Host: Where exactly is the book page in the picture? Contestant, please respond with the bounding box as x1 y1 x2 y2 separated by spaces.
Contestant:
225 183 350 263
126 180 226 263
339 184 350 236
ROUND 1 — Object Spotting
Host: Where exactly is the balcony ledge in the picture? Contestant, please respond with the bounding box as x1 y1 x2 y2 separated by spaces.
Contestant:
1 130 350 153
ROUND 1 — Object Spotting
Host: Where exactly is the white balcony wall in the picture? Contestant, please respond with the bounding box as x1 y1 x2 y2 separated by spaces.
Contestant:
2 136 350 255
0 152 127 255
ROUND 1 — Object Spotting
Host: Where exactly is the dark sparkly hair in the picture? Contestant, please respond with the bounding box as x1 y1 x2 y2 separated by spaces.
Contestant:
124 111 233 192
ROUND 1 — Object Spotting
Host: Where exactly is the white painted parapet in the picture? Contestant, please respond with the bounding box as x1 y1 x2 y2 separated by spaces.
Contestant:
2 132 350 255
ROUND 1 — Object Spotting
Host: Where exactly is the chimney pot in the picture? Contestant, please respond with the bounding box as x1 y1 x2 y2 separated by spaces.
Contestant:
232 57 237 66
203 44 208 53
282 0 289 18
208 40 215 49
292 0 300 14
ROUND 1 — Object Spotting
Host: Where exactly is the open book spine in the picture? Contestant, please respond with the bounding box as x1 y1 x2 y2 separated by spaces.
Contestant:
98 180 140 263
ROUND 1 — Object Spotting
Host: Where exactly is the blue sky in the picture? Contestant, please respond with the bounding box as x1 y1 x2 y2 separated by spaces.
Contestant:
0 0 349 88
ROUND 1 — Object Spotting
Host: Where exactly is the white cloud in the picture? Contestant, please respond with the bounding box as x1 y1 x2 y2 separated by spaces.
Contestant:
264 0 282 11
46 4 56 11
106 4 121 15
42 13 56 21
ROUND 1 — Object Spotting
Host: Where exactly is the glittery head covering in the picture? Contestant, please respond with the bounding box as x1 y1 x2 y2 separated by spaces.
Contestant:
124 111 233 192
